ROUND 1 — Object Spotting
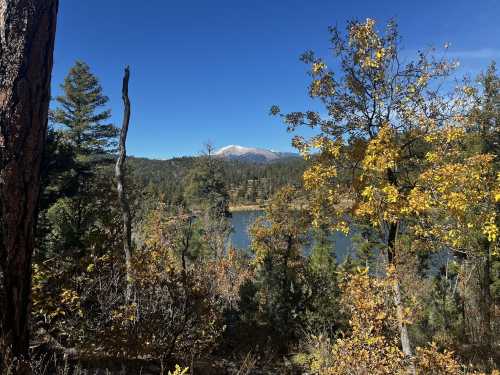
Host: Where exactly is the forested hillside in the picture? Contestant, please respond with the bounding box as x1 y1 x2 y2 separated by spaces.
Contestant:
128 156 308 208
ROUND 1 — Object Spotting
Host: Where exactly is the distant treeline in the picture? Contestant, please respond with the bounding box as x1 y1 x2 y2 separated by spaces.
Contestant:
128 156 308 207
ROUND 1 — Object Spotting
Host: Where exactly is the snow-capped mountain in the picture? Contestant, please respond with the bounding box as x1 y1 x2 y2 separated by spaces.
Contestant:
214 145 298 163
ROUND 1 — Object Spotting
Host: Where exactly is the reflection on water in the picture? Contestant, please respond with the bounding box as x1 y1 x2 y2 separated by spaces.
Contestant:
229 210 354 263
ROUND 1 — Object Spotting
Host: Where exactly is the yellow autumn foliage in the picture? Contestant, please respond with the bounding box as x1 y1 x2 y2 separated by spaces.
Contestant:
312 269 490 375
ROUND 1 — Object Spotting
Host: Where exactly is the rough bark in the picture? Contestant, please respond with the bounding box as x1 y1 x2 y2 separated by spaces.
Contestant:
115 66 133 302
0 0 58 364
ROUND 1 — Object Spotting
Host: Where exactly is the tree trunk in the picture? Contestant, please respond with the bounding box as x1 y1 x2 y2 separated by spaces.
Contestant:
387 222 415 374
0 0 58 366
115 66 133 302
385 167 415 372
393 276 414 359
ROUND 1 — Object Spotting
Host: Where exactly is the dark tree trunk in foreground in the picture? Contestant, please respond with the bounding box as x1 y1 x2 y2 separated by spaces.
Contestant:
115 66 133 302
0 0 58 364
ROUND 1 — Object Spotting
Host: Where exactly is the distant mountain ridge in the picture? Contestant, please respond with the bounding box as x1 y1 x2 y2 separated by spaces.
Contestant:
214 145 299 163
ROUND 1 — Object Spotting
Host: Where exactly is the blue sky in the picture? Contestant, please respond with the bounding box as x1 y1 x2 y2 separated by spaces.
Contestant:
52 0 500 159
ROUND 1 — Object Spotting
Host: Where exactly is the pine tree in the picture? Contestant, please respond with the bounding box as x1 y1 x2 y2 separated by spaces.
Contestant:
44 61 118 256
249 186 310 346
0 0 59 362
184 147 230 217
183 147 232 259
306 224 342 335
53 61 117 161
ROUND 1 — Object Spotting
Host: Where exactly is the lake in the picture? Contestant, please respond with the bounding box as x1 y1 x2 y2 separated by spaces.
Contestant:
229 210 354 262
229 210 451 272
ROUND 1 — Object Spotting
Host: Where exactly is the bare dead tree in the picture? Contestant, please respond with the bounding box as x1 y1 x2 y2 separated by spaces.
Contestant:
0 0 59 363
115 66 133 302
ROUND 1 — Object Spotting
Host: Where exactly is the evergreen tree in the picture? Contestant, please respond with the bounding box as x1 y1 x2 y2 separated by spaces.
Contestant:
184 148 230 217
249 187 310 346
183 146 232 258
52 60 117 161
42 61 119 257
306 224 342 335
465 62 500 349
49 60 117 206
470 62 500 157
309 224 336 272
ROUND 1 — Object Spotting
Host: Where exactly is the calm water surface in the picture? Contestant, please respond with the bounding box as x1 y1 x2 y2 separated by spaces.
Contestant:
229 210 353 262
230 210 451 273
